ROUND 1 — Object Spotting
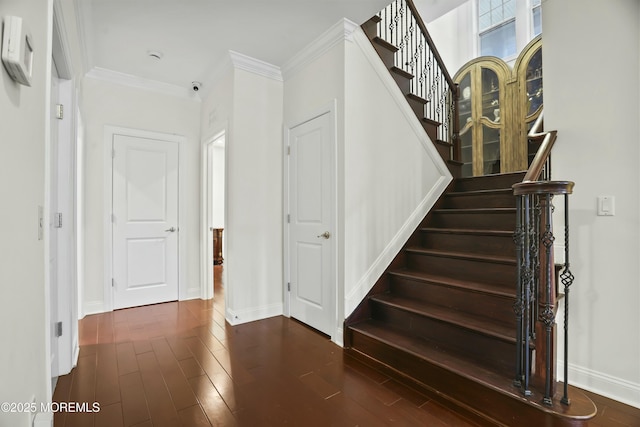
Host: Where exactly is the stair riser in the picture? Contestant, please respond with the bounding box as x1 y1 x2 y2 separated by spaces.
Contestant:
391 71 411 94
443 193 516 209
346 336 586 427
389 276 516 327
406 252 516 287
455 173 525 192
369 302 515 372
435 141 451 160
420 231 516 258
421 120 439 142
429 211 516 231
407 97 426 118
372 42 396 69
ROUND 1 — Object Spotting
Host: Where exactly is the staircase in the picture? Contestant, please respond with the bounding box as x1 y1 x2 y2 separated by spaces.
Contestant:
347 3 598 424
345 173 596 425
361 12 462 177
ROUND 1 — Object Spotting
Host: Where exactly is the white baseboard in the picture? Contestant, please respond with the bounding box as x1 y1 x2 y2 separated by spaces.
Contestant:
225 303 284 326
82 300 105 316
183 287 201 300
558 361 640 409
333 327 344 348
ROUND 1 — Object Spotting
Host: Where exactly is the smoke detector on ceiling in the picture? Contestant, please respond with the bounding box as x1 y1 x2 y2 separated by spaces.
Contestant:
147 50 163 61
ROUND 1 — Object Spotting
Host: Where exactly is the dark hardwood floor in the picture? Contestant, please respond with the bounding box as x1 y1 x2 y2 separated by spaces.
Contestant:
53 266 640 426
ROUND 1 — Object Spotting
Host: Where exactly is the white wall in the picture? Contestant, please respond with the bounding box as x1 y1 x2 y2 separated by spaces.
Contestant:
343 28 451 318
425 2 476 75
543 0 640 408
80 77 202 313
225 68 284 324
0 0 53 425
283 21 450 343
201 57 285 325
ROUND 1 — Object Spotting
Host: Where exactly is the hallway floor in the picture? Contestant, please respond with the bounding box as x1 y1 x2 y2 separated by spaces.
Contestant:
53 266 640 426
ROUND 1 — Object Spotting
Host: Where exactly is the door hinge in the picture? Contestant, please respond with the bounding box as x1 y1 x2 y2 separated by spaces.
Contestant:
55 321 63 337
287 214 290 223
287 282 290 292
56 104 64 120
112 148 115 159
54 212 62 228
287 145 291 155
111 278 115 288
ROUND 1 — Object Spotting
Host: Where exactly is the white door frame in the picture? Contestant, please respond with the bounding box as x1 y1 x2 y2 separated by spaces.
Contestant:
103 126 187 311
200 128 227 301
283 100 339 343
46 0 79 387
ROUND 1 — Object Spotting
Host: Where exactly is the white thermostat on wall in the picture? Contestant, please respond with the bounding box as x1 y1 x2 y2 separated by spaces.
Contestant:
2 16 34 86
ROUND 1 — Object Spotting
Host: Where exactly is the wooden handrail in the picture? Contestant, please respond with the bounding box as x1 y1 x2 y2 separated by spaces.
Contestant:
521 111 557 182
405 0 456 90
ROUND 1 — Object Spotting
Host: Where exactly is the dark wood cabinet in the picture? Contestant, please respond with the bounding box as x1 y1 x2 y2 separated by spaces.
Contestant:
213 228 223 265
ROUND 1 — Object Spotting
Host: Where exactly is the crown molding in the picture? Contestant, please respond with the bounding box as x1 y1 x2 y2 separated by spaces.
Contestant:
229 51 283 82
281 18 359 80
85 67 200 101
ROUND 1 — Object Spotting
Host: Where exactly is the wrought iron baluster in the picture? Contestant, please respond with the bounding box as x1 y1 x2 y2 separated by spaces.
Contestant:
540 193 556 406
514 195 525 388
560 194 574 405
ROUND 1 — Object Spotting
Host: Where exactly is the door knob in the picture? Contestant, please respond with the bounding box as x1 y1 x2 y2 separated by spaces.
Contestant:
317 231 331 239
165 227 177 232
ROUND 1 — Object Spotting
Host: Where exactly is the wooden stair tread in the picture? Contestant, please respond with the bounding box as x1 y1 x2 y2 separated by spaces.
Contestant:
405 247 516 265
371 36 398 53
420 227 513 237
389 268 515 298
446 188 514 197
434 139 452 147
407 93 428 104
433 207 516 214
422 117 440 126
348 321 598 423
370 294 516 342
351 319 509 382
390 65 413 79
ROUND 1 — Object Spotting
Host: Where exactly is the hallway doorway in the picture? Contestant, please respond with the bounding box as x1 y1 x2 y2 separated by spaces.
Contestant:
204 132 226 301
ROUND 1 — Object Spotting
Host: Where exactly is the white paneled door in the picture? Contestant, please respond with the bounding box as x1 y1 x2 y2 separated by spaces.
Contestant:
288 111 335 336
112 134 179 309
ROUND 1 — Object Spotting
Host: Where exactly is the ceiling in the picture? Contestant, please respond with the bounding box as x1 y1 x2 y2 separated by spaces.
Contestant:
75 0 466 92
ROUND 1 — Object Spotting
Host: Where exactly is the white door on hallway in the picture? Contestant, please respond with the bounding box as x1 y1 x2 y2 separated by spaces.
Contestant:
288 112 335 336
112 134 179 309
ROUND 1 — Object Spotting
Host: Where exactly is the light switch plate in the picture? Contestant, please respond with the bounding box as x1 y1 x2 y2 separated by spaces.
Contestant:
597 196 615 216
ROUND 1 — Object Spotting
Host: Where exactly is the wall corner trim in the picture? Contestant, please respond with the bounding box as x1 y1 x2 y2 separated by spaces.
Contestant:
229 50 283 81
282 18 359 80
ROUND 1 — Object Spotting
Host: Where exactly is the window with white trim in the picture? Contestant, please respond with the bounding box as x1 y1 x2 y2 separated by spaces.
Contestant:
532 0 542 36
477 0 542 60
479 0 517 58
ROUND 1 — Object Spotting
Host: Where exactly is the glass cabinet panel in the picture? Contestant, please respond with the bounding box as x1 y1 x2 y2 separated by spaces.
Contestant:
525 48 543 116
482 126 501 174
481 68 500 121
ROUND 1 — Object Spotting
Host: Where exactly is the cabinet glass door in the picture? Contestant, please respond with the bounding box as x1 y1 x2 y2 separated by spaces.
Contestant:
525 48 543 117
458 73 473 177
480 67 501 175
